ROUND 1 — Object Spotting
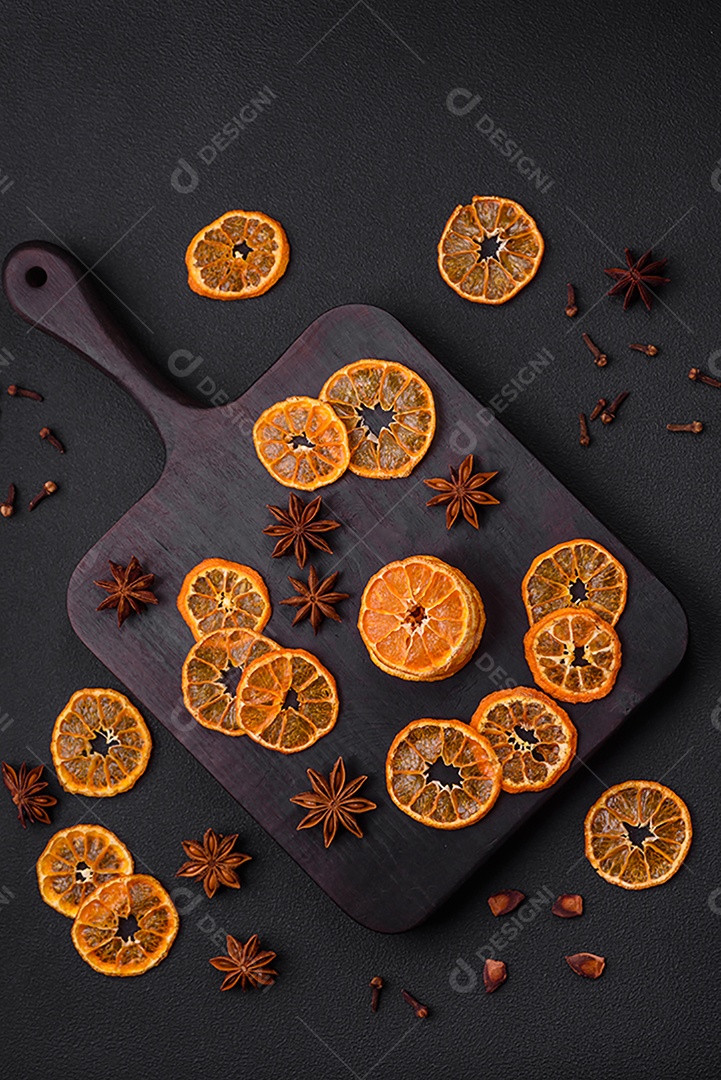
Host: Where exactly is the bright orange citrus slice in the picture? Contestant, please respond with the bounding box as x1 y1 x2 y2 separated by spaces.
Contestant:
177 558 271 641
36 825 134 918
51 689 152 797
470 688 577 792
236 648 338 753
584 781 692 890
522 539 627 626
182 627 279 735
253 396 350 490
71 874 179 976
438 196 544 304
358 555 484 681
386 718 501 829
524 607 621 703
319 359 436 478
185 209 289 300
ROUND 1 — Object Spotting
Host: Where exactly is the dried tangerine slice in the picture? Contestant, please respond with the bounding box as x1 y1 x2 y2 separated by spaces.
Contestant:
182 627 279 735
438 196 544 304
470 688 577 793
358 555 484 681
524 607 622 703
584 780 692 890
71 874 179 976
236 648 338 753
185 209 289 300
36 825 134 918
253 395 350 490
386 718 501 829
522 539 627 626
51 689 152 797
177 558 271 640
319 359 436 479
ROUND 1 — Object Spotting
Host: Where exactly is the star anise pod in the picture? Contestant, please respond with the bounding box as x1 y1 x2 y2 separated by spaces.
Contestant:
604 248 670 311
281 565 349 634
424 454 499 529
2 761 57 828
290 757 376 848
94 555 158 628
209 933 277 991
263 493 341 569
176 828 251 898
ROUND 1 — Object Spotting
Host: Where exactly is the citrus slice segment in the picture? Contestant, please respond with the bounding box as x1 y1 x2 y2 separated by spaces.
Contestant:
71 874 179 976
36 825 134 918
524 607 622 703
584 780 692 889
177 558 271 640
358 555 484 681
470 688 577 792
185 209 289 300
182 628 280 735
236 648 338 753
522 539 627 625
253 396 350 490
51 689 152 797
386 718 502 829
319 359 436 478
438 196 544 304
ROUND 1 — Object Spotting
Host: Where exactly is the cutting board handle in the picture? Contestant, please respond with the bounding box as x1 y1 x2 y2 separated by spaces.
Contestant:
2 241 199 447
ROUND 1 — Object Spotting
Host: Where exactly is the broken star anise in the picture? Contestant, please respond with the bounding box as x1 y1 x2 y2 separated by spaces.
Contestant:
94 555 158 628
290 757 377 848
263 493 341 569
2 761 57 828
281 565 349 634
424 453 499 529
209 933 278 991
176 828 251 898
604 248 669 311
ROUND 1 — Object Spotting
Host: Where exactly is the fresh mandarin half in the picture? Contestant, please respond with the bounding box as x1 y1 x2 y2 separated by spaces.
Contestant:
236 648 338 753
386 718 502 829
524 607 622 703
71 874 179 976
584 781 692 889
522 539 627 626
319 359 436 478
470 688 577 792
185 209 289 300
358 555 484 681
438 196 544 304
253 396 350 490
51 689 152 797
36 825 134 918
177 558 271 641
182 627 279 735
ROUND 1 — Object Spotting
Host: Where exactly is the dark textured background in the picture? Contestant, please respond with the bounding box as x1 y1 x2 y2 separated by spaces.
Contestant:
1 1 720 1077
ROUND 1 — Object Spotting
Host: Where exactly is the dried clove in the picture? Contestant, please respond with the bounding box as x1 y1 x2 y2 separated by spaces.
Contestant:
667 421 703 433
483 959 507 994
582 333 608 367
601 391 629 424
401 989 428 1019
565 283 578 317
1 483 16 518
629 343 658 356
488 890 525 917
28 480 58 511
688 367 721 389
7 383 43 401
552 894 584 918
369 976 383 1012
39 427 65 454
579 412 590 447
565 953 605 979
589 398 607 422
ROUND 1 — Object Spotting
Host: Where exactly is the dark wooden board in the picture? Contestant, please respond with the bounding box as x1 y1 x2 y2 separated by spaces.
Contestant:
3 242 688 933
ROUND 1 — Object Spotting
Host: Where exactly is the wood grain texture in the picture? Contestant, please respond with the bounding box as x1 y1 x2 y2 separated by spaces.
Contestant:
3 242 688 932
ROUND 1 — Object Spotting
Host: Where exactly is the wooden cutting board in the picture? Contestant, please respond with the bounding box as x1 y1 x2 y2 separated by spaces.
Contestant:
3 241 688 932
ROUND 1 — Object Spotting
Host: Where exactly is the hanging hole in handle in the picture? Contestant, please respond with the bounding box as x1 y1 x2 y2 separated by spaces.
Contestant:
25 266 48 288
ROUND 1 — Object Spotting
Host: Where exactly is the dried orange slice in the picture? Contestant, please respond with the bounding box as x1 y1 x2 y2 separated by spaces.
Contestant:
185 209 289 300
522 539 627 626
470 688 577 792
253 396 350 490
51 689 152 797
236 648 338 753
524 607 622 703
584 781 692 890
319 359 436 478
71 874 179 976
386 718 501 829
36 825 134 918
438 196 544 304
182 627 279 735
358 555 484 681
177 558 271 641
